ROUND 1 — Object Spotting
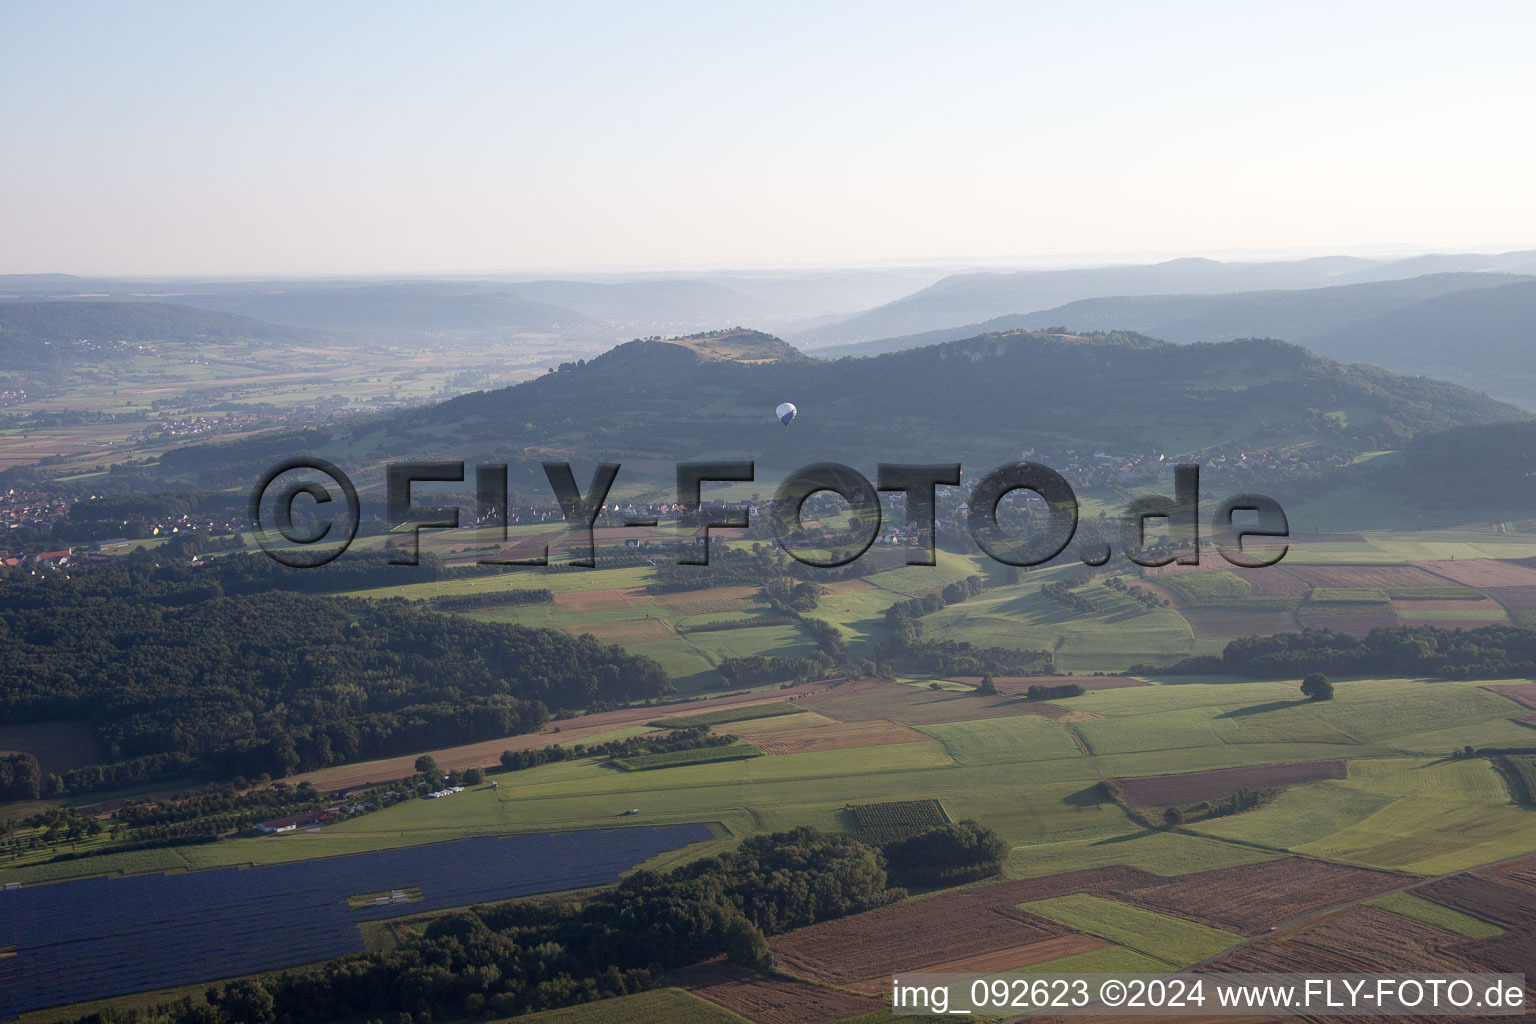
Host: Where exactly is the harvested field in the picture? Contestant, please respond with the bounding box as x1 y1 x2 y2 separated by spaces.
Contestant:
1447 927 1536 983
1489 586 1536 612
1294 605 1400 635
1211 904 1480 974
1485 683 1536 711
1114 761 1347 808
1413 874 1536 930
674 961 883 1024
1234 567 1313 597
1120 857 1401 936
1480 852 1536 892
819 579 876 596
747 719 929 756
800 678 1070 726
1179 606 1301 638
944 675 1148 693
1513 714 1536 731
1285 564 1457 589
556 619 676 642
885 933 1108 985
771 868 1161 991
551 585 647 609
1144 562 1312 597
1423 558 1536 588
656 586 763 615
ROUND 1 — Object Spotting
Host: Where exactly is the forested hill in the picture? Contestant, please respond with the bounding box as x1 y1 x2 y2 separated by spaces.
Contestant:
0 301 322 367
152 327 1529 494
817 272 1532 358
0 566 669 792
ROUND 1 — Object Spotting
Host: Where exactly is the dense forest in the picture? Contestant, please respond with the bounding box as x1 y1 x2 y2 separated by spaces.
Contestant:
142 329 1528 495
0 567 669 792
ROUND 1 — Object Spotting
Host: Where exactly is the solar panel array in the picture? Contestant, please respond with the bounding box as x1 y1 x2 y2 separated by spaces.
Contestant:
0 823 713 1020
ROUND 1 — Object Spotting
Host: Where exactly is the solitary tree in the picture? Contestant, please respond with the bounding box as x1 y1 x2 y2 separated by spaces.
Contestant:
1163 806 1185 827
414 754 437 774
1300 673 1334 701
977 674 999 696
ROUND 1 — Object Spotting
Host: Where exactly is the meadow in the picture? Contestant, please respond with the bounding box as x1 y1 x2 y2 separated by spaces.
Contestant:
1017 894 1243 969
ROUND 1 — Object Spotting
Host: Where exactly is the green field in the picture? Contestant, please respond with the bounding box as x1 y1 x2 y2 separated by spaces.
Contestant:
1367 892 1505 938
612 742 765 771
650 703 803 728
1155 570 1252 604
1190 756 1536 874
917 716 1082 766
918 569 1199 671
1018 894 1243 968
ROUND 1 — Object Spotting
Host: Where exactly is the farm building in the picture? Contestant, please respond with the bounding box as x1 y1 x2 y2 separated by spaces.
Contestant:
255 810 332 834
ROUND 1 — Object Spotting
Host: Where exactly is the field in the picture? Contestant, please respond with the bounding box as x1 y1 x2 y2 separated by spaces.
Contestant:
847 798 949 841
1112 760 1347 807
611 743 764 771
767 867 1159 992
1366 892 1504 938
674 961 883 1024
800 678 1071 726
512 987 749 1024
739 718 930 756
1016 893 1243 968
914 569 1201 671
943 674 1148 693
1117 857 1401 935
1485 682 1536 710
1190 756 1536 874
651 703 804 728
918 716 1082 766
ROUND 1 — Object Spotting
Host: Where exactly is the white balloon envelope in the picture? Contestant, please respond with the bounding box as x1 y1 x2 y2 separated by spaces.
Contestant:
775 402 797 426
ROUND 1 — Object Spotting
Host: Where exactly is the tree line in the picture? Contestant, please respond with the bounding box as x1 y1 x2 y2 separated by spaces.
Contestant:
1148 623 1536 679
0 567 670 795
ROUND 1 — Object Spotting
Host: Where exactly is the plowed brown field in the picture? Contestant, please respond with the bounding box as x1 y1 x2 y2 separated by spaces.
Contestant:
1114 761 1347 808
748 719 929 756
771 868 1162 991
1486 683 1536 710
1120 857 1401 935
675 961 884 1024
1424 559 1536 588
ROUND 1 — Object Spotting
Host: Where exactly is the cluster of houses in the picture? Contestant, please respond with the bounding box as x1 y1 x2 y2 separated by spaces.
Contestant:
140 411 293 441
1 489 71 533
1005 445 1345 489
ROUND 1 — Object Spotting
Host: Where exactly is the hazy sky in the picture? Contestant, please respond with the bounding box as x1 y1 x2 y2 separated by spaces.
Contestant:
3 1 1533 275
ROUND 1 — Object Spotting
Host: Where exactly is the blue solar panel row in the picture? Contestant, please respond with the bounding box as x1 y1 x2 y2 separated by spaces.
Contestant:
0 823 714 1020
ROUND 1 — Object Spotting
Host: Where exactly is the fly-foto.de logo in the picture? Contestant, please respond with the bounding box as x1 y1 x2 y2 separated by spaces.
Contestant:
249 459 1288 570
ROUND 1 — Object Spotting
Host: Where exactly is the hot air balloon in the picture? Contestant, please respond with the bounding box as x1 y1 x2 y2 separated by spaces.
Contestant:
775 402 797 426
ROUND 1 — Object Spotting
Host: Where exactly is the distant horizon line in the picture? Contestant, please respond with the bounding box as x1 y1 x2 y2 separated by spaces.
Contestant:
6 241 1536 282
